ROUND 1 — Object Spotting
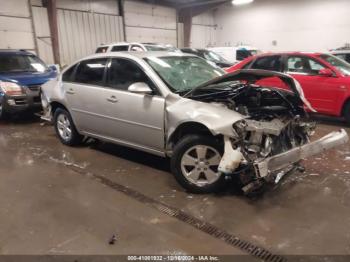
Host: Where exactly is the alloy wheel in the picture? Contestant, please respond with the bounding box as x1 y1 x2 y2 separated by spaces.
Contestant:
180 145 222 187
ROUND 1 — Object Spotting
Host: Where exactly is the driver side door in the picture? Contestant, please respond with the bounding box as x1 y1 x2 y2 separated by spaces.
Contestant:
102 58 165 153
285 55 340 114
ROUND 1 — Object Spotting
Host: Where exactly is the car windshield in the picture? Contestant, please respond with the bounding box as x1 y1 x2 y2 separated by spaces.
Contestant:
145 56 225 93
202 50 229 63
319 54 350 76
144 45 172 52
0 53 48 73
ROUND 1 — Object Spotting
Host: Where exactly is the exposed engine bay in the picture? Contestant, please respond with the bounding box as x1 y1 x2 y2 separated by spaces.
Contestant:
187 75 320 194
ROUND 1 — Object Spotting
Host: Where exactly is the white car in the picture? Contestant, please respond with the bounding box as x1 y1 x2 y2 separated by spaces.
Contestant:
95 42 180 53
331 50 350 64
208 46 260 64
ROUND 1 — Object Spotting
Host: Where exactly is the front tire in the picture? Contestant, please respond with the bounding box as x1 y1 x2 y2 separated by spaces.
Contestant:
0 103 9 120
171 135 225 194
54 108 82 146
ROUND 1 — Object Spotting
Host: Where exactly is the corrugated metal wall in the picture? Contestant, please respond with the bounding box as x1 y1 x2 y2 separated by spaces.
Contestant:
31 6 54 64
57 9 124 66
191 12 217 48
0 0 36 51
30 0 123 65
124 0 177 46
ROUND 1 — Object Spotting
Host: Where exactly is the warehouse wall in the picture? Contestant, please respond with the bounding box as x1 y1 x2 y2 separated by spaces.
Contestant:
124 0 177 46
31 0 123 66
213 0 350 52
190 12 217 48
0 0 36 51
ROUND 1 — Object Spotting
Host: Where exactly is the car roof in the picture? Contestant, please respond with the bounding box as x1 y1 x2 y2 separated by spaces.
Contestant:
332 50 350 54
0 49 34 55
253 52 325 57
79 51 197 61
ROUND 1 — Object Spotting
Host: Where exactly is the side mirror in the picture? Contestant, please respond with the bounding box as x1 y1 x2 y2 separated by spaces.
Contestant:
128 82 153 95
319 68 334 77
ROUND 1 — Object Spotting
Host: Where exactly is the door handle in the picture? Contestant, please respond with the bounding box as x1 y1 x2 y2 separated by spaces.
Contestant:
107 96 118 103
66 88 75 95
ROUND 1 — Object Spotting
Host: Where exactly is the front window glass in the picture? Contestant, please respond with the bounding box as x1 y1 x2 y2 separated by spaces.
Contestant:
107 58 154 91
320 54 350 76
287 56 325 75
145 56 224 93
202 50 229 63
74 58 107 85
0 54 48 73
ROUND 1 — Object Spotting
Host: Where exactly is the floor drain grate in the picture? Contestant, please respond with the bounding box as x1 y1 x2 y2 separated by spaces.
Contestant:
70 166 286 262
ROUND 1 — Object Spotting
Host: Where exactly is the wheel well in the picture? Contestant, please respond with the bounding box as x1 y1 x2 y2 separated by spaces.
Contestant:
341 98 350 117
50 101 68 115
167 122 221 149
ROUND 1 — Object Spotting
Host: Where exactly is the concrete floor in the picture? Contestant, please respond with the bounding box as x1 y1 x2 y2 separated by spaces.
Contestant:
0 114 349 258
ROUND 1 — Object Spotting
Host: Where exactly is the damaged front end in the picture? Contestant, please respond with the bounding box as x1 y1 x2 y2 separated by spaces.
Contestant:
188 70 349 195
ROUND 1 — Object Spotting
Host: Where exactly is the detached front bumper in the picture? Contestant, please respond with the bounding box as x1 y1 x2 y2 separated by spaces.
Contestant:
254 129 349 179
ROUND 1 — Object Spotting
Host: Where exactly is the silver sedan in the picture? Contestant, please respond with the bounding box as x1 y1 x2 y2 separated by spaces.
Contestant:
41 52 348 195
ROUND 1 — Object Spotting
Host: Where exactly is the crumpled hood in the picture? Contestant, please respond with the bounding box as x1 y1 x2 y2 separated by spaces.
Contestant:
184 69 316 112
0 70 57 86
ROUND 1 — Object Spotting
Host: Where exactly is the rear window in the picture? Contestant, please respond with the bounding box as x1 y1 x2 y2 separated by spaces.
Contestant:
111 45 129 52
73 58 107 85
95 46 108 53
251 55 282 72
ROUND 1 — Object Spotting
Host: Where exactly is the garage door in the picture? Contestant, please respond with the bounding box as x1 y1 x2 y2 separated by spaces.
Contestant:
0 0 36 51
124 0 177 46
57 9 124 66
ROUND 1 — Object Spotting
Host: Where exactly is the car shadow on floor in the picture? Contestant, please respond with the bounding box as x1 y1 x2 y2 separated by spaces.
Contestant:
310 113 349 128
88 140 171 173
0 112 41 125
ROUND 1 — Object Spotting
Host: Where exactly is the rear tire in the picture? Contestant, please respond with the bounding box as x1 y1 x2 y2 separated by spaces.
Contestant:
344 101 350 125
54 108 82 146
171 135 226 194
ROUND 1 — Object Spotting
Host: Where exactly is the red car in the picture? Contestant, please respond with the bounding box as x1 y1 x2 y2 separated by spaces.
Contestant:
227 52 350 123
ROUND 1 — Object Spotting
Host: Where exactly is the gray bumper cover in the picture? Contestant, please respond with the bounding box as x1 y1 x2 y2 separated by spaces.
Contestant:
254 129 349 178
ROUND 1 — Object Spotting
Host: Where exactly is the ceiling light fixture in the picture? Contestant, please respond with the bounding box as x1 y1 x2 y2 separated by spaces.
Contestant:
232 0 254 5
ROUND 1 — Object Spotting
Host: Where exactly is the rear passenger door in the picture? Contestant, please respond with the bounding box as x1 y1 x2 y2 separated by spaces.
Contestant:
249 55 287 89
63 58 109 134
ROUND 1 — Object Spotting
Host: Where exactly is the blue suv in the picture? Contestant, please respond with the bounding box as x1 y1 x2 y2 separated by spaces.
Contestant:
0 50 57 119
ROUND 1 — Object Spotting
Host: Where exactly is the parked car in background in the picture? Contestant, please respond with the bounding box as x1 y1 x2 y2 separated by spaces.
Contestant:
180 48 234 68
227 52 350 123
0 49 57 119
331 50 350 64
41 52 348 195
207 46 260 64
95 42 180 53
